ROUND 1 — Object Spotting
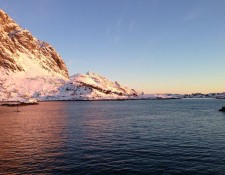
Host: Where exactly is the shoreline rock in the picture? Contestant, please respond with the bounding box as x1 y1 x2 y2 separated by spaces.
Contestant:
219 107 225 112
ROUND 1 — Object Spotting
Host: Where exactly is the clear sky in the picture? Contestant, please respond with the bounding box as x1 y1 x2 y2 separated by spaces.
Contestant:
1 0 225 94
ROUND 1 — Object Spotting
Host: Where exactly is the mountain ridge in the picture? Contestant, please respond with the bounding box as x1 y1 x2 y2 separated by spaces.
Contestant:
0 9 68 78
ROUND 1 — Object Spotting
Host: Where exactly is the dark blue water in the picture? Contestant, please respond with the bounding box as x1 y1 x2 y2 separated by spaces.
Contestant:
0 99 225 174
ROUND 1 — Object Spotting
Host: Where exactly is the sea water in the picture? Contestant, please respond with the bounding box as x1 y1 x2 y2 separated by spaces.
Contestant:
0 99 225 174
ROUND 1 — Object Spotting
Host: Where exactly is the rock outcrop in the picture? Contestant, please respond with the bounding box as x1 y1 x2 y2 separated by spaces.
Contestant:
0 9 68 78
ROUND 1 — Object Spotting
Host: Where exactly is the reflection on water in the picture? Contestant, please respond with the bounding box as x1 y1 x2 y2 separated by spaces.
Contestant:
0 102 69 173
0 100 225 174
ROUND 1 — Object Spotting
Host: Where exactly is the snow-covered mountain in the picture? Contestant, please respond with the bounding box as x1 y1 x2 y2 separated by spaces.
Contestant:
41 72 139 101
0 9 141 101
0 71 140 101
0 10 68 78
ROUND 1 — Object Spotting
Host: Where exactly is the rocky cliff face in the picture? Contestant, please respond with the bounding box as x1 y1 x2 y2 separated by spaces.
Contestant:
0 10 68 78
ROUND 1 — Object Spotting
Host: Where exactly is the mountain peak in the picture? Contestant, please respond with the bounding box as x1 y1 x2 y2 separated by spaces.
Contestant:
0 9 8 20
0 9 69 78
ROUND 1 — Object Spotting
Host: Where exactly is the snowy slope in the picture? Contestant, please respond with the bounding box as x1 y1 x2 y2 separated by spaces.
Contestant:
0 71 141 101
0 9 67 101
71 72 139 96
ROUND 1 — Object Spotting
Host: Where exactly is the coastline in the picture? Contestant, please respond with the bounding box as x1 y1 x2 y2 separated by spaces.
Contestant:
1 97 224 105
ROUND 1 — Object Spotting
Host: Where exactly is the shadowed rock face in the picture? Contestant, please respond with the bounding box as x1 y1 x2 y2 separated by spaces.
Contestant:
0 10 69 78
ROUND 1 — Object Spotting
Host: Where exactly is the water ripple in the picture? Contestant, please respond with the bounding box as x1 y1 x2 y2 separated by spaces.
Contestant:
0 100 225 174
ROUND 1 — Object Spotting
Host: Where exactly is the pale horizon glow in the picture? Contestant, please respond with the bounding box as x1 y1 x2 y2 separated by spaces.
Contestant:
1 0 225 94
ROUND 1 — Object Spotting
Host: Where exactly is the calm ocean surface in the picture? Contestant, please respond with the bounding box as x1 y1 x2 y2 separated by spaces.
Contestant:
0 99 225 175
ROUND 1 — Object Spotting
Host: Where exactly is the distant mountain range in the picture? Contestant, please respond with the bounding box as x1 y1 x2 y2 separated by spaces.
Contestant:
0 9 224 102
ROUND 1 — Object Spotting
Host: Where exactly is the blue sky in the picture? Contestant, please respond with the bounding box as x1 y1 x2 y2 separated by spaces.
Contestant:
1 0 225 93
